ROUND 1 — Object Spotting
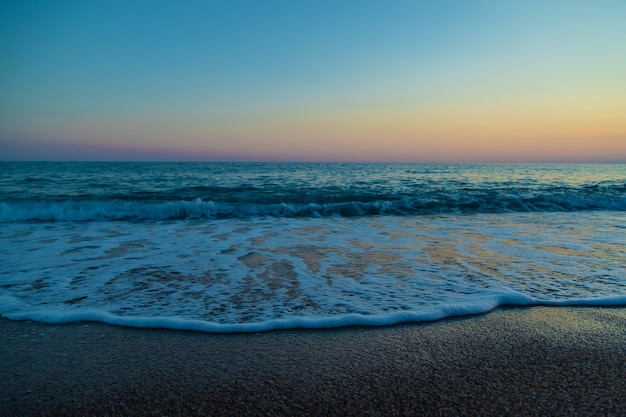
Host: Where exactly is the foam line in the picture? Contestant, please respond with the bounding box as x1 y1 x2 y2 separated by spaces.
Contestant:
5 293 626 334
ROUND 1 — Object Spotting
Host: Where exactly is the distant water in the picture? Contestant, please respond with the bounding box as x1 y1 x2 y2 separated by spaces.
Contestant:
1 162 625 332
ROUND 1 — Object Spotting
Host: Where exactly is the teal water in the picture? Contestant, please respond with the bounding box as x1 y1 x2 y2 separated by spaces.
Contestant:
0 162 625 332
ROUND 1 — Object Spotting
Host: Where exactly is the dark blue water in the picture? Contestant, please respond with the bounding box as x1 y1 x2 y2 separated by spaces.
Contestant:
1 162 624 221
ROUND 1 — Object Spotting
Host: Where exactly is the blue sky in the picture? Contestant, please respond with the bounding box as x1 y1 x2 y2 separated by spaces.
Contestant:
1 0 625 161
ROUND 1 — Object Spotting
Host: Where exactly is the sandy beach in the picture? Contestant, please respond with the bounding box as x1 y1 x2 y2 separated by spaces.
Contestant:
2 306 625 416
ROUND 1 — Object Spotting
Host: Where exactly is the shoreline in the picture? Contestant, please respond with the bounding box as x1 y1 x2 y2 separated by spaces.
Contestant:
2 306 626 416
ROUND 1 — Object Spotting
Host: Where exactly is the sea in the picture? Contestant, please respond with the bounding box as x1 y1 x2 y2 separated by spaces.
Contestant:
1 162 625 333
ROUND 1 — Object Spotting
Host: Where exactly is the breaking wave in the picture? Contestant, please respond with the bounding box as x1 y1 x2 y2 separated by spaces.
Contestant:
2 190 625 222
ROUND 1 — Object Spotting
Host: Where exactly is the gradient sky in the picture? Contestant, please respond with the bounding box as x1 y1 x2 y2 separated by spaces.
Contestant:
1 0 625 162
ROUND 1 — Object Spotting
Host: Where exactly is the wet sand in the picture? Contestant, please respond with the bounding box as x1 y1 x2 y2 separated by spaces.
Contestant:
1 307 625 416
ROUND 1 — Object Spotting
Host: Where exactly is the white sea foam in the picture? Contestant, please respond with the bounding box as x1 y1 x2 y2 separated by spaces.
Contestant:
1 292 536 333
1 212 625 332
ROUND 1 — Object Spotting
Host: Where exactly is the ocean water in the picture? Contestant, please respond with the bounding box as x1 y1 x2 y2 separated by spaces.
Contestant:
1 162 625 332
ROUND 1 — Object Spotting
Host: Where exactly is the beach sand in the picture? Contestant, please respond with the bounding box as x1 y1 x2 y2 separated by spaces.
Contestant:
1 307 625 416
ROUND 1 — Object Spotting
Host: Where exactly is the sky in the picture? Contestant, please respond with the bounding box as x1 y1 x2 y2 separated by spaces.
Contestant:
1 0 625 162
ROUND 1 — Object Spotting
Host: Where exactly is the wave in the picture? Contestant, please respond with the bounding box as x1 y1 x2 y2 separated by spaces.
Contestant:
1 192 626 222
2 293 626 333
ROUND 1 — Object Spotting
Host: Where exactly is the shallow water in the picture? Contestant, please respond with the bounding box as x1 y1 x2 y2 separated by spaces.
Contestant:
1 163 625 332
